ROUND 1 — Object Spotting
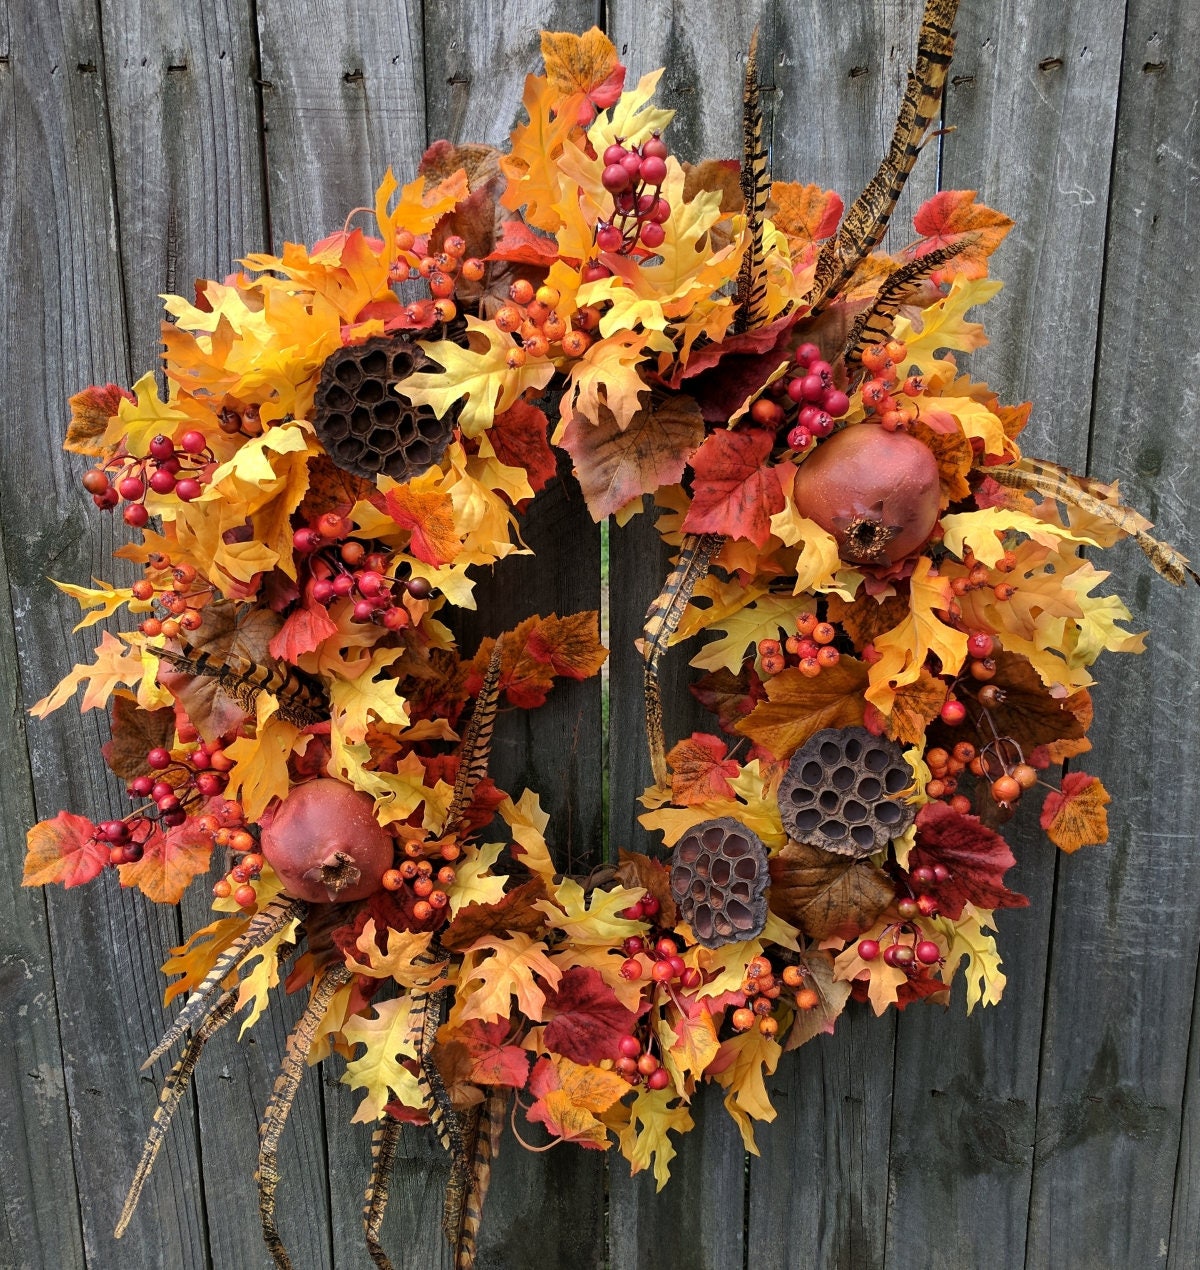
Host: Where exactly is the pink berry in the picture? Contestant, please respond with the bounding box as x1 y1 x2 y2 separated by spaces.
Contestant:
293 528 321 553
352 600 374 622
312 579 335 604
786 377 806 403
915 941 941 965
620 152 642 176
332 574 355 597
642 134 668 160
602 163 630 192
795 342 821 366
639 155 667 186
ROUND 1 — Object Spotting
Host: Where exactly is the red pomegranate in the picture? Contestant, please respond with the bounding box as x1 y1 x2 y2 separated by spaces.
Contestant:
791 425 941 566
259 778 393 904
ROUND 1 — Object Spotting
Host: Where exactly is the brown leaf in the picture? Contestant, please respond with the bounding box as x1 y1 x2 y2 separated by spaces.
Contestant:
979 651 1091 753
297 455 375 522
689 664 766 733
913 419 973 506
560 396 705 521
666 733 739 805
734 658 868 760
64 383 134 456
682 159 743 215
885 668 947 747
783 950 852 1051
614 849 678 929
525 612 608 681
102 695 177 780
826 590 910 652
441 877 550 951
768 840 894 941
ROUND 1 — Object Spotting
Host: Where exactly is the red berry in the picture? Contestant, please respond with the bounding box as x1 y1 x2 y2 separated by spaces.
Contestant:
619 1035 642 1058
117 475 145 500
651 960 674 982
82 469 111 494
915 941 941 965
917 894 940 917
966 631 995 658
180 430 207 455
940 699 967 726
147 747 172 770
679 967 702 990
641 894 660 918
603 143 628 166
602 163 631 192
642 134 669 160
624 936 645 956
911 865 935 887
639 155 668 186
647 1067 671 1091
123 503 150 528
637 1053 660 1076
795 342 821 366
234 884 256 907
149 469 177 494
800 373 825 402
822 389 850 418
858 939 881 961
808 410 834 438
595 224 624 251
896 897 919 919
788 425 813 451
620 958 643 981
149 435 175 461
175 478 201 501
640 221 665 249
655 937 678 958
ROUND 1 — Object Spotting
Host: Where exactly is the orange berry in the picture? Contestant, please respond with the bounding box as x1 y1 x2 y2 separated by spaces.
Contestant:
506 347 527 369
561 330 591 357
412 900 433 922
799 656 822 678
1012 763 1039 790
925 747 949 770
382 868 403 891
732 1007 755 1032
994 583 1017 601
758 638 781 656
443 234 467 257
508 279 535 305
758 1016 779 1037
760 652 786 676
796 612 818 636
884 339 907 363
543 313 567 342
952 742 976 763
429 271 455 298
461 257 485 282
950 794 973 815
212 878 232 898
524 334 550 358
782 965 804 988
432 299 457 322
234 883 256 907
394 228 415 252
812 622 835 645
495 305 522 333
816 645 840 668
991 774 1022 805
535 284 560 308
926 778 947 799
747 955 772 978
796 988 820 1010
230 830 255 852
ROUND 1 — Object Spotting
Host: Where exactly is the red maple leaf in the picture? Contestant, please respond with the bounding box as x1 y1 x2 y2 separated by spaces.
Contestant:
542 967 641 1065
907 802 1029 920
682 428 785 548
486 400 557 492
269 581 339 662
667 732 740 804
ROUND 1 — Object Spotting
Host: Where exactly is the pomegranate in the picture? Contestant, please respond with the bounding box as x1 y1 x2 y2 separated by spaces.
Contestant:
791 425 940 566
259 778 393 904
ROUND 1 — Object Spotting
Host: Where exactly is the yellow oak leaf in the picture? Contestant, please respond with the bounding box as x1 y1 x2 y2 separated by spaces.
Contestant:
535 878 647 948
222 714 301 822
672 573 770 645
769 497 842 593
934 905 1006 1012
589 69 675 154
29 630 149 719
458 932 562 1023
686 593 800 675
500 790 557 883
939 507 1101 565
373 166 468 240
100 371 190 454
234 916 301 1036
51 578 153 631
160 915 247 1005
341 995 424 1122
831 919 908 1016
559 329 654 434
866 558 968 715
406 317 555 436
328 647 408 744
890 276 1003 385
532 1055 629 1149
618 1086 694 1191
710 1028 781 1154
499 74 582 231
343 919 444 988
332 730 454 831
682 938 765 1000
448 842 509 917
656 1002 719 1090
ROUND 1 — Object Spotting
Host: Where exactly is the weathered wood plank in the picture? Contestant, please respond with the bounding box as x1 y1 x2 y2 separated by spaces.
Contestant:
0 4 213 1266
887 3 1127 1266
602 5 763 1266
422 6 607 1266
1026 0 1200 1263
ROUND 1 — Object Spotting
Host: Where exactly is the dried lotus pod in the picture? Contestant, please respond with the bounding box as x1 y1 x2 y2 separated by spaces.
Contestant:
669 817 769 948
311 335 456 482
777 727 914 858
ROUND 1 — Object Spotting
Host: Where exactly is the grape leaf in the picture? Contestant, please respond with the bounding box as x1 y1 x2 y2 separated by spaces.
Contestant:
524 611 608 680
540 27 625 122
561 394 705 521
768 840 895 940
613 849 678 929
1040 771 1110 852
116 820 213 904
381 473 462 566
667 732 740 805
771 182 844 250
22 811 104 889
543 967 640 1065
436 1017 531 1088
102 696 176 780
904 190 1014 282
826 590 910 652
734 658 869 760
64 382 135 456
268 581 340 664
689 663 766 733
527 1054 628 1148
885 668 948 748
483 399 557 493
908 802 1029 919
682 428 785 548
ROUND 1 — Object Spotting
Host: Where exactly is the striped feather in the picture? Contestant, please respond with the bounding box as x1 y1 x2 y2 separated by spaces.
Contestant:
363 1114 402 1269
154 641 326 727
447 638 504 832
257 965 351 1270
809 0 960 312
116 987 239 1238
735 27 772 332
841 240 972 371
989 457 1200 586
142 896 307 1069
447 1090 504 1269
403 949 456 1154
643 532 724 786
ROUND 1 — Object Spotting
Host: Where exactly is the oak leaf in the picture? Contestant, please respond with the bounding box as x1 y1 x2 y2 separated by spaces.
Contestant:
768 840 895 940
543 967 640 1065
458 932 562 1023
223 714 302 822
341 996 423 1122
656 996 719 1088
52 577 152 631
22 811 104 889
160 915 248 1005
909 802 1029 919
500 789 557 883
831 922 908 1015
618 1087 695 1188
527 1054 627 1148
499 74 582 232
938 905 1005 1011
980 651 1092 753
30 630 149 720
342 918 444 988
685 592 800 676
328 647 408 744
709 1028 780 1153
735 658 868 760
441 877 550 951
1039 771 1110 852
561 395 704 521
117 820 213 904
535 877 646 948
667 732 740 804
561 329 655 433
682 428 785 549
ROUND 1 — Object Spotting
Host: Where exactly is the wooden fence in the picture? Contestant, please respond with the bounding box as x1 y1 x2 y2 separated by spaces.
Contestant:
2 1 1198 1267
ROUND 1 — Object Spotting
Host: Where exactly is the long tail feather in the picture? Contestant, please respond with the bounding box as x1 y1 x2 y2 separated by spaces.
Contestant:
154 642 326 728
402 951 456 1154
116 988 239 1237
447 1090 505 1270
735 27 772 332
363 1114 403 1270
809 0 960 312
257 965 351 1269
643 532 724 786
447 638 504 832
989 457 1200 586
143 896 307 1070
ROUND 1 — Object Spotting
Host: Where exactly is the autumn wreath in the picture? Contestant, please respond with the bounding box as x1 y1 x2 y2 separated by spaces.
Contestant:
24 4 1196 1268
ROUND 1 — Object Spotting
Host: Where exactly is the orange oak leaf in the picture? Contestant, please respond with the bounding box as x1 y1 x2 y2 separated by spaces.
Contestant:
440 877 550 952
561 395 705 521
682 427 786 548
1040 771 1110 852
487 219 561 265
30 630 149 719
540 27 626 123
524 611 609 681
268 582 340 664
22 811 104 889
667 732 740 805
904 190 1014 282
117 820 214 904
735 658 869 760
499 74 581 232
64 382 135 456
381 480 461 566
485 400 557 493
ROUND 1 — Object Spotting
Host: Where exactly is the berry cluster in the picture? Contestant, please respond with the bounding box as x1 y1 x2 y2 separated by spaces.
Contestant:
208 822 264 909
293 517 432 629
590 132 672 258
495 280 595 363
946 547 1019 606
82 431 217 528
618 933 702 991
380 838 460 924
389 230 485 326
134 557 212 640
858 920 942 973
858 338 926 433
758 610 841 678
777 342 851 451
615 1033 672 1091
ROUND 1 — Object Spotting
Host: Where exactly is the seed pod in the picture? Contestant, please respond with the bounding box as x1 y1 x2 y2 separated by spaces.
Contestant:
311 335 457 482
777 727 915 857
669 817 769 948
